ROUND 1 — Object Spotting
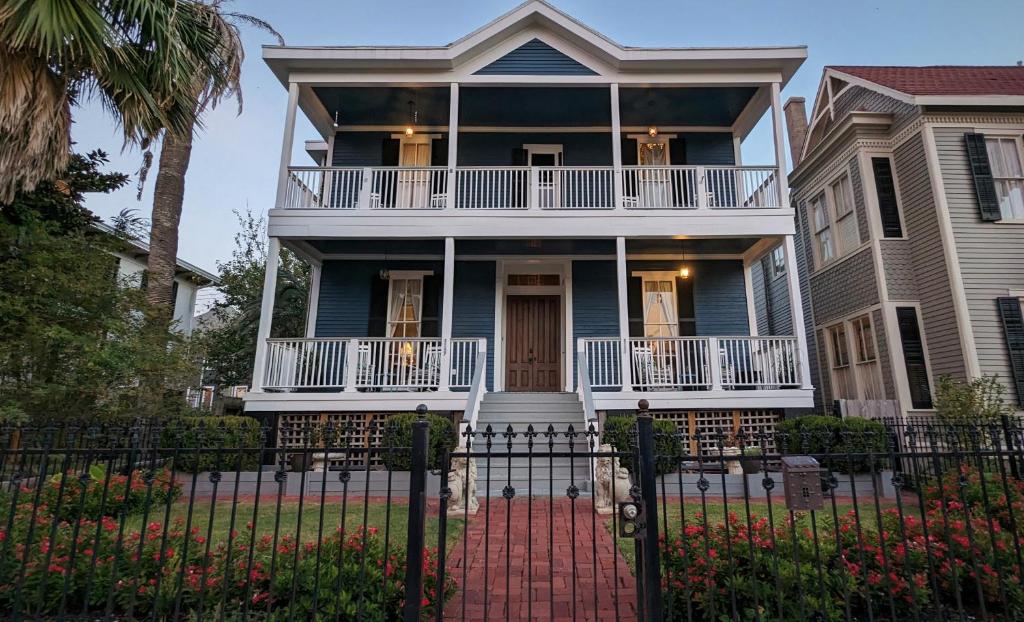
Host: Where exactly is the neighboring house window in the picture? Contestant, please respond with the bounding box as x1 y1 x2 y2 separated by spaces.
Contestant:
851 314 884 400
871 157 904 237
985 136 1024 220
641 277 677 338
827 323 855 399
769 246 786 279
811 193 834 264
386 276 423 338
831 174 860 255
896 307 933 409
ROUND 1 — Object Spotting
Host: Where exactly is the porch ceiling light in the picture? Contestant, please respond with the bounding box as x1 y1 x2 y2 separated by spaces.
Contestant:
679 266 690 279
648 125 658 137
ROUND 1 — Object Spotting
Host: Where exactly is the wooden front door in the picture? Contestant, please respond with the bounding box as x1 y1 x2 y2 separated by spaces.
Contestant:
505 295 561 392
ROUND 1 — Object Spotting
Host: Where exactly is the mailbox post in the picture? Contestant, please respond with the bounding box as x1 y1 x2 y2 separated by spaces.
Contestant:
781 456 824 511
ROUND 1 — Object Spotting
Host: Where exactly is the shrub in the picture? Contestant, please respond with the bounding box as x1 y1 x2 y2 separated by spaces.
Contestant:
923 464 1024 536
934 374 1012 427
28 466 179 522
160 416 264 473
602 414 681 476
0 509 454 620
381 413 457 471
776 415 888 473
661 503 1024 621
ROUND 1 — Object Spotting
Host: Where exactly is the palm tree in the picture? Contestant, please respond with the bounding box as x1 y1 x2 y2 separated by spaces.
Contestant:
144 2 282 327
0 0 231 203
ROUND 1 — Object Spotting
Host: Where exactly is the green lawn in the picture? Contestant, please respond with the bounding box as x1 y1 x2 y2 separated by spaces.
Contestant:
609 498 898 569
125 499 463 553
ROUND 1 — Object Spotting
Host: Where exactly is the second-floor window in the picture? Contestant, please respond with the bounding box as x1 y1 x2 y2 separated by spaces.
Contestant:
809 172 862 268
985 136 1024 220
811 193 834 264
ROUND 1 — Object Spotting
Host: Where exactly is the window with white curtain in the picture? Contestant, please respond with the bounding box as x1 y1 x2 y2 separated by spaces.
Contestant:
386 277 423 338
640 276 678 338
985 136 1024 220
851 314 884 400
827 322 856 399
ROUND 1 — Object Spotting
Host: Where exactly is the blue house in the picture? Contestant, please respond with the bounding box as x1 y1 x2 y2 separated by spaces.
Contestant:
245 1 814 447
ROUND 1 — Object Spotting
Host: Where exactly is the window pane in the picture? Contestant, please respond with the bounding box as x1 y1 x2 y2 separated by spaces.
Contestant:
837 213 860 253
832 175 854 216
1002 140 1023 176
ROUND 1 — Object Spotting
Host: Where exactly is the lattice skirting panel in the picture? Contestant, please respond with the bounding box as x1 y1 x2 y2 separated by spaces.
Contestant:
649 409 783 455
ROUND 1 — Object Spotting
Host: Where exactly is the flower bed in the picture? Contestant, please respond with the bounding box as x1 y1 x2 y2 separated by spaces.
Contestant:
0 505 454 619
660 486 1024 620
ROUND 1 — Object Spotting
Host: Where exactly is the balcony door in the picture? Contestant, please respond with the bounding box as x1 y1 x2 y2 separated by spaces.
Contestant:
525 144 563 208
398 138 432 208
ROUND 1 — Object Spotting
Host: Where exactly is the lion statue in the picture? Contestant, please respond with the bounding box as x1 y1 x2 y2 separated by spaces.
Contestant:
594 444 632 515
446 456 479 516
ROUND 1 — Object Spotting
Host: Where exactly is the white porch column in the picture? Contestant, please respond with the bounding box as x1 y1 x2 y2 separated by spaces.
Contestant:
782 235 813 389
610 83 623 209
274 82 300 207
742 258 758 336
305 261 322 338
250 237 282 392
769 82 791 208
615 237 632 390
439 237 456 391
446 83 459 209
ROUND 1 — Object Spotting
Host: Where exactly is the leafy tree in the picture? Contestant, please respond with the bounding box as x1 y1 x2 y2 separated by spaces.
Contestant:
0 151 201 424
195 209 308 388
0 0 240 203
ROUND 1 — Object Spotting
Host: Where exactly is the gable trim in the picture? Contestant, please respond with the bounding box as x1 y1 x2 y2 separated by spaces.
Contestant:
458 27 610 77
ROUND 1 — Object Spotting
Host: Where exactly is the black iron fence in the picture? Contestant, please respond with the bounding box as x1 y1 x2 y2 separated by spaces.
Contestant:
2 411 1024 621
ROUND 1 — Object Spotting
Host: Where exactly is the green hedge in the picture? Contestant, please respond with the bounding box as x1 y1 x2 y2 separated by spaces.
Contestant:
381 413 457 471
160 416 263 473
776 415 888 473
602 414 681 476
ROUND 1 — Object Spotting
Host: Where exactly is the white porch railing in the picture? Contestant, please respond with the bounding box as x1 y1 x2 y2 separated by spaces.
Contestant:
262 337 483 391
282 165 781 210
536 166 615 209
580 336 800 391
453 167 530 209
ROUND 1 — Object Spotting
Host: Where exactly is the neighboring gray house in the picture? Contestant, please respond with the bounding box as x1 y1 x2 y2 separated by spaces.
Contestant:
782 65 1024 417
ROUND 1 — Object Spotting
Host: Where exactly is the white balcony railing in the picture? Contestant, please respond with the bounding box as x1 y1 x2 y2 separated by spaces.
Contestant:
580 336 801 391
262 337 484 391
281 165 781 211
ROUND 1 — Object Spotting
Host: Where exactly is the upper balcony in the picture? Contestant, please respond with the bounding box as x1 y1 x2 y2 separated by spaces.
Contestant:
263 1 804 239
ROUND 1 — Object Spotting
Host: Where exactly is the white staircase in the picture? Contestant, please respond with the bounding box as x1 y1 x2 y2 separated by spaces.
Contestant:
472 392 594 497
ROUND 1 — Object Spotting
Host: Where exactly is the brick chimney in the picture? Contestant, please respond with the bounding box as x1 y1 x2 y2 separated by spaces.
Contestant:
784 97 808 168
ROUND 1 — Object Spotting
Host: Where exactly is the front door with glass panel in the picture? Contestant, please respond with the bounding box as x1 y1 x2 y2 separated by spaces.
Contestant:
526 145 563 208
398 140 431 208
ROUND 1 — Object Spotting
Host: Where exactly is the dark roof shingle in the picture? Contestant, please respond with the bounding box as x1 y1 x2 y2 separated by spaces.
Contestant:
829 65 1024 96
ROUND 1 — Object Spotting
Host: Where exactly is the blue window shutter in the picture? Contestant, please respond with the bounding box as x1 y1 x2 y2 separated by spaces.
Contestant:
997 297 1024 406
964 133 1002 221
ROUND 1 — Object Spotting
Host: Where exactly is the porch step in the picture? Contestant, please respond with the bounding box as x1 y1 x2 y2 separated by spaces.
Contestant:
470 392 592 496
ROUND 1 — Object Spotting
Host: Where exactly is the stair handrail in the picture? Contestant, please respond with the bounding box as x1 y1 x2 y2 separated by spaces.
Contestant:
459 338 488 448
576 339 599 433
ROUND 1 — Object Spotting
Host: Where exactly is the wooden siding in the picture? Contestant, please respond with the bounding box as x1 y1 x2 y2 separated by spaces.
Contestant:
879 239 919 300
315 260 444 337
571 260 620 388
751 254 793 336
331 131 391 167
873 308 897 400
795 203 825 411
474 38 597 76
452 261 496 391
808 248 878 325
934 125 1024 396
681 133 736 165
815 327 833 410
893 133 967 380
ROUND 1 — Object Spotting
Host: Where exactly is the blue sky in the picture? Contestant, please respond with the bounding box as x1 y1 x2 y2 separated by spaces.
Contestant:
71 0 1024 304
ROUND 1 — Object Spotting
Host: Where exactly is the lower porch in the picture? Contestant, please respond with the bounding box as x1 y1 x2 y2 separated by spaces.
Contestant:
246 237 813 414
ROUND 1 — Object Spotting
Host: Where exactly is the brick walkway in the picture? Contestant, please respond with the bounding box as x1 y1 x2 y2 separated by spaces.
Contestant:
443 497 638 621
